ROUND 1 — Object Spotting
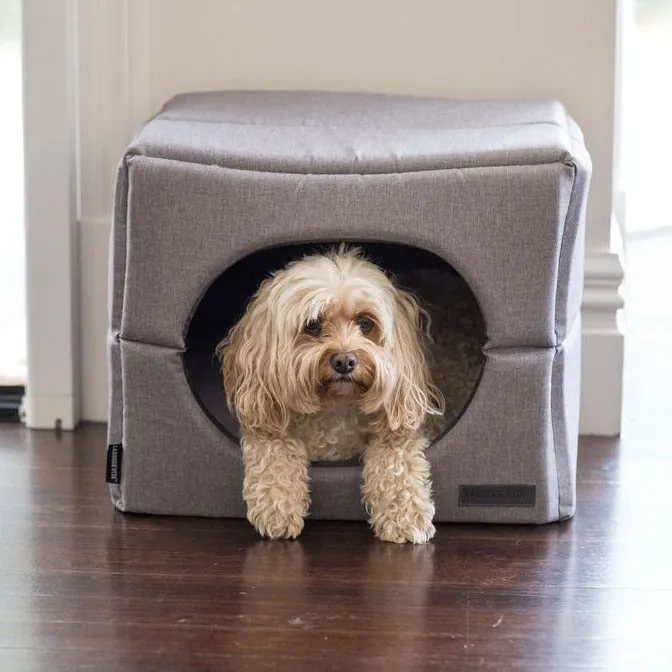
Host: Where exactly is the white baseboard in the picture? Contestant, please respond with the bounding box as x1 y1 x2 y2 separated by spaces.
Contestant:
580 330 624 436
579 249 625 436
22 394 78 430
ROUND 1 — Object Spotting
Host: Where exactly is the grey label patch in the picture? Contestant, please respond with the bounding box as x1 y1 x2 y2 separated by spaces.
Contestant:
459 484 536 507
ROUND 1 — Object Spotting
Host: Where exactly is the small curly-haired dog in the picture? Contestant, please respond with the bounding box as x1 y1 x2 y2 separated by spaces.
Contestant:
216 246 446 544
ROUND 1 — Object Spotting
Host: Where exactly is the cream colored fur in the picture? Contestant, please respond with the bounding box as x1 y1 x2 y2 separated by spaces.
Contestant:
217 246 452 543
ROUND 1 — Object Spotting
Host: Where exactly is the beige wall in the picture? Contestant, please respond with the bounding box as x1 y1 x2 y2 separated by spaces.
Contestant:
150 0 619 250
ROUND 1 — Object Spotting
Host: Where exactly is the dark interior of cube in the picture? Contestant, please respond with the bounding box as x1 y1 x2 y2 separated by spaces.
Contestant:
183 242 486 455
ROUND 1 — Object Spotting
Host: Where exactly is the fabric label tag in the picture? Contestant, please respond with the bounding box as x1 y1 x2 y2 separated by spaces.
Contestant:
459 484 536 507
106 444 123 484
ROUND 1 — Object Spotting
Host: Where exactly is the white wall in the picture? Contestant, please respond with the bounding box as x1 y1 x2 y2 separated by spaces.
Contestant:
77 0 624 432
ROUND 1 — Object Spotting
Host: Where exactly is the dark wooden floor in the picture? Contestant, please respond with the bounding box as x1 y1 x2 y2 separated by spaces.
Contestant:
2 233 672 671
1 424 671 672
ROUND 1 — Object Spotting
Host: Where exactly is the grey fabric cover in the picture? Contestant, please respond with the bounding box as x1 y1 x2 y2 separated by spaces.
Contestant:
108 91 590 524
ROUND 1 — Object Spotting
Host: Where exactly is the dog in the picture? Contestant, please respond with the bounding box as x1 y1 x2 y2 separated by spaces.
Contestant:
216 246 446 544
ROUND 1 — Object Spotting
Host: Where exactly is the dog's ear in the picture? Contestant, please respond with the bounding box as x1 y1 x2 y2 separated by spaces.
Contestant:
382 289 445 434
216 282 289 438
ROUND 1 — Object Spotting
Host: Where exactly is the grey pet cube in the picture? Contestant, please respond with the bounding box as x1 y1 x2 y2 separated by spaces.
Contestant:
107 91 590 524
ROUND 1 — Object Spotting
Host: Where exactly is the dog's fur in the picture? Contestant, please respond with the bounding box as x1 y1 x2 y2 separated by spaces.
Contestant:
217 246 463 543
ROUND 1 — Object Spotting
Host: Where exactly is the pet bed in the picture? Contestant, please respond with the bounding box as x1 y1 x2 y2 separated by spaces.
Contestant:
107 91 590 524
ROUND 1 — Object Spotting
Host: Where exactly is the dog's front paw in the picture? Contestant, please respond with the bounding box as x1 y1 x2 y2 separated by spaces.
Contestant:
247 502 306 540
371 509 436 544
241 437 310 540
362 438 436 544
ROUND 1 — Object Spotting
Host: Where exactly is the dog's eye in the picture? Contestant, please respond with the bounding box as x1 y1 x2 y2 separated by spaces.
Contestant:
356 316 374 334
304 319 322 336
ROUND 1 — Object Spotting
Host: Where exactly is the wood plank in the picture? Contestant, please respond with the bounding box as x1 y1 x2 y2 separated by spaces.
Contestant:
1 422 671 671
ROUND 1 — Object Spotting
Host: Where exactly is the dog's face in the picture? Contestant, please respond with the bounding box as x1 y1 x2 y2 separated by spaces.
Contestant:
217 248 444 437
291 259 392 405
300 301 381 401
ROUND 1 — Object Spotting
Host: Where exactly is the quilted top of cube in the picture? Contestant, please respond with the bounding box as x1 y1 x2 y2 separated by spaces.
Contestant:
128 91 588 175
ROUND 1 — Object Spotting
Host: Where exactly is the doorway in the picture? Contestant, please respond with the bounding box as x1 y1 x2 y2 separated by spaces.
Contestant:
621 0 672 437
0 0 25 420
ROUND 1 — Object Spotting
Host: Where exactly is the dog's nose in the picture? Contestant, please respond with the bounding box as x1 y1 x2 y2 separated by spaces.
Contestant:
330 351 358 375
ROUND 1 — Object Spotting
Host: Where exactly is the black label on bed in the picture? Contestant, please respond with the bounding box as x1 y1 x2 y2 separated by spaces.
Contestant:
106 444 123 484
459 484 536 507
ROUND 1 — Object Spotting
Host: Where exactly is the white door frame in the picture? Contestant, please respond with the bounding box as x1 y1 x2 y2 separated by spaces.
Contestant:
22 0 80 429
